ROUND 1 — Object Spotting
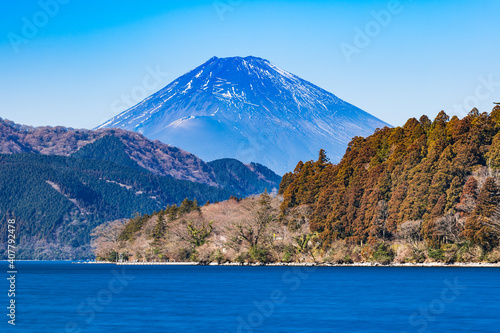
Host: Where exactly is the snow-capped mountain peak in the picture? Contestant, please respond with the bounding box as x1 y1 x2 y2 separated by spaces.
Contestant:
97 56 390 174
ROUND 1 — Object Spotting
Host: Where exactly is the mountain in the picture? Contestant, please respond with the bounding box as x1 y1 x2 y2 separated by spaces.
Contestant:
0 117 280 195
97 56 390 175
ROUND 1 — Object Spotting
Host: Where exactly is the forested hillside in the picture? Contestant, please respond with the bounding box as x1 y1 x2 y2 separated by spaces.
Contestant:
0 153 233 259
207 159 282 196
280 107 500 251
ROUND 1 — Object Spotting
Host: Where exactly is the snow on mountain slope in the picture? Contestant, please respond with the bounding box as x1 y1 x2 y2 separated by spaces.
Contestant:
97 56 390 174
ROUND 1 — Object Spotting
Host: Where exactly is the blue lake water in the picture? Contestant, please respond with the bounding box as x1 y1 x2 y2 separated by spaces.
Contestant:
1 261 499 332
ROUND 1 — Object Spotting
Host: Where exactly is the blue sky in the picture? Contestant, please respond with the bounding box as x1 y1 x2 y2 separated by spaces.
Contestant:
0 0 499 129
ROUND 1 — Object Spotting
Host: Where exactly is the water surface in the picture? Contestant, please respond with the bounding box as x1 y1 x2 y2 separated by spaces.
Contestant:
1 261 499 332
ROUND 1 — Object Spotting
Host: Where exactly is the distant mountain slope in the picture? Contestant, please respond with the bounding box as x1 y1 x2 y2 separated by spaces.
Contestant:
0 118 217 185
71 135 144 171
208 158 282 196
0 153 233 259
97 56 390 174
0 117 281 196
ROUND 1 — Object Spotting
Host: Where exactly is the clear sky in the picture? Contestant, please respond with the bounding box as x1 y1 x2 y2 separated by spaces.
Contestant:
0 0 499 129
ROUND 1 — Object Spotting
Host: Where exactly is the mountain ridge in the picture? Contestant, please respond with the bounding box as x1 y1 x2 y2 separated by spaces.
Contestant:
0 117 280 195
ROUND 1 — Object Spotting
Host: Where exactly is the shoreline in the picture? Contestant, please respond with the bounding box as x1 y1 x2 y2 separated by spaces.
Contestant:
2 260 498 267
73 261 500 267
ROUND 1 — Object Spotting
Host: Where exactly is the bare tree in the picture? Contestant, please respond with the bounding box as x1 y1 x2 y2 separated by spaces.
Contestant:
227 192 275 250
169 213 213 248
434 213 465 243
283 205 313 231
397 220 422 248
483 205 500 236
370 200 389 240
90 219 127 261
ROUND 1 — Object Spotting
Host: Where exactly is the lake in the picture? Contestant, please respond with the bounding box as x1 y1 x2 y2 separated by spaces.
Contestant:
1 261 499 332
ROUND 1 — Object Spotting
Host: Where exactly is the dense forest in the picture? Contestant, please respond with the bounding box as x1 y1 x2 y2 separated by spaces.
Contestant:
0 153 233 259
281 107 500 248
279 107 500 262
96 107 500 264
